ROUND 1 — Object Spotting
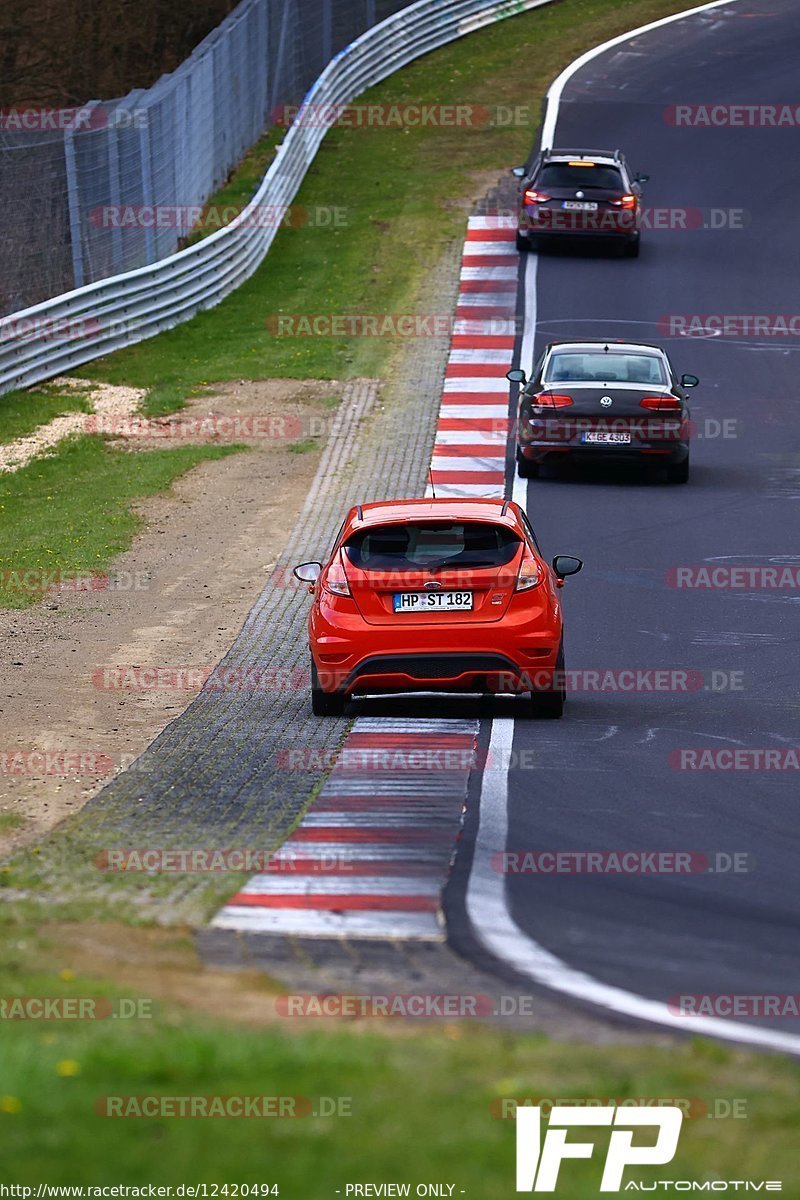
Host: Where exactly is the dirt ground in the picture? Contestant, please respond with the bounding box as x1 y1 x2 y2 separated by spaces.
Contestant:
0 378 344 858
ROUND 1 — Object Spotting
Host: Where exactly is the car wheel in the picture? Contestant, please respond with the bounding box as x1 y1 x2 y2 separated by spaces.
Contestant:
516 447 539 478
666 455 690 484
623 237 640 258
526 639 566 719
515 231 530 253
311 660 346 716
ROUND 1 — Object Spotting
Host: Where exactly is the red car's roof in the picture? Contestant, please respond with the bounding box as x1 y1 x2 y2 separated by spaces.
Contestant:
347 498 521 528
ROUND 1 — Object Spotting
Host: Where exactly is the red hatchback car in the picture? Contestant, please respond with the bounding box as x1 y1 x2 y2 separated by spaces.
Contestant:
293 498 582 718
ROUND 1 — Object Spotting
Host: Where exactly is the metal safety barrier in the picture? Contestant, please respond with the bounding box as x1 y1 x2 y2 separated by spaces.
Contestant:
0 0 552 397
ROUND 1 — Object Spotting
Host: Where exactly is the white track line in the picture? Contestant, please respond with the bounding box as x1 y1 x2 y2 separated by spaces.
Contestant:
468 721 800 1054
466 0 800 1056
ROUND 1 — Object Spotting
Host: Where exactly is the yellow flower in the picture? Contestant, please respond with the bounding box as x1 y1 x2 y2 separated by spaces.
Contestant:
56 1060 80 1077
0 1096 22 1114
59 969 76 982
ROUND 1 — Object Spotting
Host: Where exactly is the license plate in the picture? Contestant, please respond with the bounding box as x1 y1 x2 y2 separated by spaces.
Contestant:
582 431 631 444
562 201 597 211
393 591 473 613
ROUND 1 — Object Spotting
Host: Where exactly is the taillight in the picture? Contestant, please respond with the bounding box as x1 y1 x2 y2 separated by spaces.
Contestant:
639 396 681 411
523 189 550 204
515 547 543 592
324 551 351 596
533 392 573 408
611 194 637 209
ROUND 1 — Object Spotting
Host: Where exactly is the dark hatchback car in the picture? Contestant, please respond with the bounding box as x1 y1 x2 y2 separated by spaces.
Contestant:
508 340 699 484
512 148 648 256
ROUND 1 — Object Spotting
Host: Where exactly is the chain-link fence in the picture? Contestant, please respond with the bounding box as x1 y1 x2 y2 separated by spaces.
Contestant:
0 0 409 316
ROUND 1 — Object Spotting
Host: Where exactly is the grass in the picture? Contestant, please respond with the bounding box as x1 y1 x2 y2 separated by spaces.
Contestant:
0 437 242 609
0 383 93 445
0 939 799 1190
287 438 321 455
27 0 691 415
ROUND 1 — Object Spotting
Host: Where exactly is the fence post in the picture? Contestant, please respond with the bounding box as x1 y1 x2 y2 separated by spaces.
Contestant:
269 0 294 113
138 118 156 262
107 124 124 274
63 129 85 290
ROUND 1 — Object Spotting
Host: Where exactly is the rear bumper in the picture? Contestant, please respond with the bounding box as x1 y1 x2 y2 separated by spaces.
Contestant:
518 440 689 466
309 604 561 696
340 652 545 695
518 208 640 242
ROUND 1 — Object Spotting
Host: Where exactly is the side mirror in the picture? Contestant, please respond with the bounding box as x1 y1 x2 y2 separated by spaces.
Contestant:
634 172 650 183
552 555 583 580
680 373 699 388
511 165 526 178
506 368 527 384
293 561 322 584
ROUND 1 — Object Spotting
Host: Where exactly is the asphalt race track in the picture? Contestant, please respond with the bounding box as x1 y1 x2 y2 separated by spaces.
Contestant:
448 0 800 1037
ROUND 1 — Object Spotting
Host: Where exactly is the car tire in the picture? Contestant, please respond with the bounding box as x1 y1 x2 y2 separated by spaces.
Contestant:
525 638 566 719
515 231 530 253
516 447 539 478
666 455 690 484
623 237 640 258
311 660 346 716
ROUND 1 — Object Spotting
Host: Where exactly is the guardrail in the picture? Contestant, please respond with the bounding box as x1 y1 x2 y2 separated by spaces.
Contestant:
0 0 551 398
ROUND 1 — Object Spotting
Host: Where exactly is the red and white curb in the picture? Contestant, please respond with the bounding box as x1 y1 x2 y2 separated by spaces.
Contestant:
427 215 518 499
212 215 521 940
212 718 479 938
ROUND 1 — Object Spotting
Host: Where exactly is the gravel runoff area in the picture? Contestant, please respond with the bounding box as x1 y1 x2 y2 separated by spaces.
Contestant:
0 377 143 472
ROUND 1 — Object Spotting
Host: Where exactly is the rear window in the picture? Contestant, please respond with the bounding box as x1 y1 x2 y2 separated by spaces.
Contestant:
545 352 667 385
539 163 623 191
344 522 521 571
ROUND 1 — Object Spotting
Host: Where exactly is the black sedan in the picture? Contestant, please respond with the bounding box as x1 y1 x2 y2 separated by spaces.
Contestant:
507 340 698 483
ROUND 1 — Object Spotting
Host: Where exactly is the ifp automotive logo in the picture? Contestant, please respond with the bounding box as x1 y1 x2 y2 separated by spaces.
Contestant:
513 1104 783 1192
515 1105 682 1192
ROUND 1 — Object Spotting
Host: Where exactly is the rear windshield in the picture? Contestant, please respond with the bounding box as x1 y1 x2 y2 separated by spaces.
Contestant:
538 163 623 191
545 352 667 385
344 522 521 571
